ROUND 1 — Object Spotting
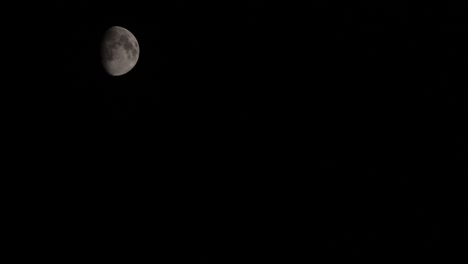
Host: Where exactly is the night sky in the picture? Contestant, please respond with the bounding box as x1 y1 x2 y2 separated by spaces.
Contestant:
12 1 465 262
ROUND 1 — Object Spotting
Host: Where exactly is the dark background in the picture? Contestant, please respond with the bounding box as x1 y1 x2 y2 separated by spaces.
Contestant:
6 0 466 262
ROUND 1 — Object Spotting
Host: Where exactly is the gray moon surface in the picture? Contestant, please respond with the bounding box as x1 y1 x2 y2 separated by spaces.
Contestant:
101 26 139 76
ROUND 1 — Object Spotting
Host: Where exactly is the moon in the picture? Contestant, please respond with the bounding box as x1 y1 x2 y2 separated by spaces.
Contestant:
101 26 139 76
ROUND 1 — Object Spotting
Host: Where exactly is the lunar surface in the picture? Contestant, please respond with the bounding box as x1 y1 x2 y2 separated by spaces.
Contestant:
101 26 139 76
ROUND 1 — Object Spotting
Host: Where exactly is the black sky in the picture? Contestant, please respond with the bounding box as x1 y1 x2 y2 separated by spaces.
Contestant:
10 1 466 263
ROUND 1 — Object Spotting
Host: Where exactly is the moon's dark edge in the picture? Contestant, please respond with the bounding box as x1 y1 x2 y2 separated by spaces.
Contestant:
101 30 119 61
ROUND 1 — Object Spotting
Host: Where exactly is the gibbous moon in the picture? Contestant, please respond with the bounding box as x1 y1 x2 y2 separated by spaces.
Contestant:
101 26 139 76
